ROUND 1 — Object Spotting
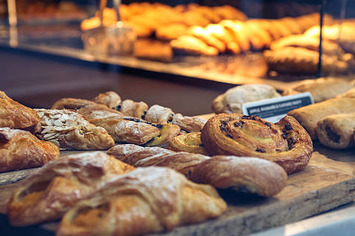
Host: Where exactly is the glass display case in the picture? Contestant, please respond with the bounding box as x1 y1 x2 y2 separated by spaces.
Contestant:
3 0 354 90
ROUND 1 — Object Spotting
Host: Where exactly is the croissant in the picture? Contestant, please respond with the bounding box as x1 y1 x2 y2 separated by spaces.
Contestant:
201 114 313 174
57 167 227 236
35 109 115 150
108 144 288 197
0 127 59 173
7 152 134 226
0 90 41 134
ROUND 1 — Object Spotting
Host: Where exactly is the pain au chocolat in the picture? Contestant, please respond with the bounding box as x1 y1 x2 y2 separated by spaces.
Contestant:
201 114 313 174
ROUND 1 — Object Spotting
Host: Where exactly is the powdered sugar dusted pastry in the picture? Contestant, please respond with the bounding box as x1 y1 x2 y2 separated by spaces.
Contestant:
108 144 287 197
92 91 121 109
118 99 149 119
0 90 41 134
283 77 354 103
145 104 175 124
35 109 115 150
57 167 227 236
77 104 179 146
212 84 281 114
316 113 355 149
7 152 134 226
0 127 59 172
171 113 206 132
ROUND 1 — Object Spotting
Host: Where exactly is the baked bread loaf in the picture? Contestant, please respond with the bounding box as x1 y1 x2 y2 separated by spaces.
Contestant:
57 167 227 236
35 109 115 150
283 77 354 103
0 90 41 134
8 152 134 226
201 114 313 174
316 113 355 149
108 144 288 197
288 97 355 139
212 84 281 114
168 132 207 155
0 127 59 172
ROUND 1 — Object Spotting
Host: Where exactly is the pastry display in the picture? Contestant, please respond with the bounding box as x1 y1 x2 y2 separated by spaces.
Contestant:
35 109 115 150
8 152 134 226
212 84 281 114
57 167 227 236
201 114 313 174
288 97 355 139
316 113 355 149
0 90 41 134
283 77 355 103
168 132 208 155
108 144 287 197
0 127 59 173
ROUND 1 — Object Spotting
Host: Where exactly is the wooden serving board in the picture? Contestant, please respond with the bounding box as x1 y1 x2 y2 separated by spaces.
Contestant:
0 148 354 236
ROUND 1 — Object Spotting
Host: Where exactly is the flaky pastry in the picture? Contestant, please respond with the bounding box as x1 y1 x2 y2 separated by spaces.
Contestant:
7 152 134 226
0 127 59 172
201 114 313 174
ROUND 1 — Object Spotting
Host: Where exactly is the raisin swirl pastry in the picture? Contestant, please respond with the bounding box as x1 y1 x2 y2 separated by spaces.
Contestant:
201 114 313 174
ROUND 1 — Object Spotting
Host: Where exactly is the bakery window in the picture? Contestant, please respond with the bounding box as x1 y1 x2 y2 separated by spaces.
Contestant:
0 0 354 89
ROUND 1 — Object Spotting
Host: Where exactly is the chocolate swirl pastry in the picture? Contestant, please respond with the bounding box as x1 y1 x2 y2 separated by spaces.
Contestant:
201 114 313 174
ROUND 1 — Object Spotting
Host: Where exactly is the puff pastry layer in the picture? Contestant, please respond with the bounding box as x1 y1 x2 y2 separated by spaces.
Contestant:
0 91 41 133
8 152 134 226
0 127 59 172
57 167 227 236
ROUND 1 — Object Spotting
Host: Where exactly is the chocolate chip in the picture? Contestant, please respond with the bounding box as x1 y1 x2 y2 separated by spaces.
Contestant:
276 149 281 152
282 133 288 139
325 126 341 143
113 105 121 111
284 124 293 130
256 148 266 153
265 122 271 127
226 134 234 139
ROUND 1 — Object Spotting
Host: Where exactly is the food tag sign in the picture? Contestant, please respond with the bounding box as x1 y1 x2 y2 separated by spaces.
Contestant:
242 92 314 123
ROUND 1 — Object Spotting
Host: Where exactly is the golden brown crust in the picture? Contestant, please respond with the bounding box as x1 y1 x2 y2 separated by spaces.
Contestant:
57 167 227 236
145 124 181 147
168 132 208 155
7 152 134 226
52 98 97 110
0 127 59 173
190 155 287 197
92 91 121 109
316 113 355 149
36 109 115 150
171 35 219 56
171 113 206 132
282 78 354 103
201 114 313 174
108 145 209 177
288 97 355 139
0 91 41 134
